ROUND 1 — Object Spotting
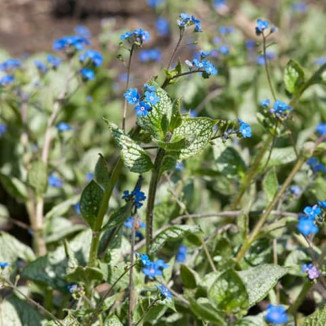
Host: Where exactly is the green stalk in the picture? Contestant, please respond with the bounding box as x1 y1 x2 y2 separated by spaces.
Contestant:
145 148 166 254
235 154 306 262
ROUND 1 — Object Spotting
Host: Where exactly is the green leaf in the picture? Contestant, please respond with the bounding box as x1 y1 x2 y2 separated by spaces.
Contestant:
263 168 278 201
188 298 226 325
0 296 46 325
260 147 296 168
180 264 197 289
304 305 326 326
66 266 104 283
95 154 110 189
170 118 216 159
104 315 123 326
284 59 305 94
22 230 92 291
0 231 35 264
27 160 48 196
137 86 173 140
106 121 153 173
208 269 249 314
0 173 28 201
169 98 183 131
238 264 288 307
80 180 104 229
45 195 79 219
234 313 268 326
154 138 188 151
149 225 201 256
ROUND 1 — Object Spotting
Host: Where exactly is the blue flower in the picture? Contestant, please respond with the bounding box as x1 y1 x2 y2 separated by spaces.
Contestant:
199 51 210 59
124 217 146 229
48 174 63 188
219 26 233 35
120 32 132 40
177 13 201 32
304 205 321 219
87 95 93 103
246 39 256 50
0 58 21 72
318 200 326 209
75 25 91 39
135 101 152 117
255 19 269 35
202 60 218 76
0 124 7 136
189 110 197 118
156 285 173 299
156 17 170 36
292 2 307 13
75 203 81 215
144 84 156 92
34 60 48 73
0 262 9 268
298 216 318 236
53 35 90 52
270 100 292 116
176 245 187 262
57 122 73 131
154 259 169 270
175 162 184 171
139 49 162 62
142 262 162 277
238 119 252 138
301 264 321 280
79 49 103 67
137 253 151 267
145 91 160 105
0 75 14 86
86 173 94 181
47 54 62 68
219 45 230 55
124 88 140 105
260 99 270 107
80 68 95 81
67 284 78 293
132 186 146 208
290 185 301 196
265 305 288 325
147 0 165 7
316 57 326 66
256 52 275 65
133 29 150 43
316 123 326 136
214 0 226 9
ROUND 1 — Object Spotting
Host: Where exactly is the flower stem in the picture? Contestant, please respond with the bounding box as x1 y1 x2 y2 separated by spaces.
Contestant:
146 148 166 254
262 33 276 101
167 30 184 70
128 217 136 326
134 299 160 326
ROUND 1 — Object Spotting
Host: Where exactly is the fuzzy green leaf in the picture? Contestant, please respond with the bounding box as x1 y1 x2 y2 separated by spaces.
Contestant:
95 154 110 189
208 269 249 314
284 59 305 94
171 118 216 159
27 160 48 196
180 264 197 289
238 264 288 307
0 173 28 201
137 86 173 140
80 180 104 229
106 121 153 173
263 168 278 201
149 225 201 256
66 266 104 283
304 305 326 326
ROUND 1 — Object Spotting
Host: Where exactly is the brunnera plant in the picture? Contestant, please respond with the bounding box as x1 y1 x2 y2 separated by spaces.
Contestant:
0 1 326 325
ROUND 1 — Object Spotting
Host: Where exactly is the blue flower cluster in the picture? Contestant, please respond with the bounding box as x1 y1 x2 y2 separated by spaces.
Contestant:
301 263 321 280
255 19 269 36
219 26 233 35
123 217 146 229
176 245 187 262
156 285 173 299
260 99 293 119
238 119 252 138
316 123 326 136
306 157 326 173
53 35 90 52
265 304 288 325
156 17 170 36
0 58 21 86
48 174 63 188
177 13 202 32
0 262 9 269
297 201 325 236
79 50 103 67
0 75 15 86
120 29 150 46
122 186 146 208
137 254 169 278
139 49 162 62
124 85 160 117
75 25 91 39
186 58 218 77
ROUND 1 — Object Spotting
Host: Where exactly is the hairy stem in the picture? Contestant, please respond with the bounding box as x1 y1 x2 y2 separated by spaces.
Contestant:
128 217 136 326
146 148 166 254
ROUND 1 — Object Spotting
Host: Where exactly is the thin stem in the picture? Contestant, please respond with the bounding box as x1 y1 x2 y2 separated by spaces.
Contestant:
202 239 217 272
167 30 184 70
287 281 311 315
262 33 276 101
122 45 134 131
161 70 205 89
146 148 166 254
235 154 306 262
2 278 63 326
128 217 136 326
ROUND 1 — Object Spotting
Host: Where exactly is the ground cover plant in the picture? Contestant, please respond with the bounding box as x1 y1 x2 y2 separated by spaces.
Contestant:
0 0 326 325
